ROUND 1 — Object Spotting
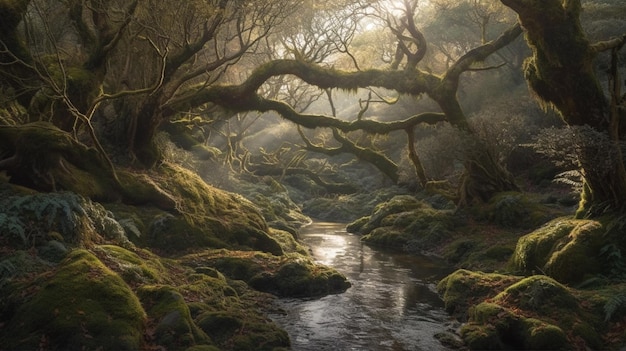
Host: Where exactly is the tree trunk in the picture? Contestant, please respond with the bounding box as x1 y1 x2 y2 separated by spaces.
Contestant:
501 0 626 216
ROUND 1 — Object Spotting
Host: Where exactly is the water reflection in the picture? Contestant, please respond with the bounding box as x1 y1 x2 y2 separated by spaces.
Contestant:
270 222 455 351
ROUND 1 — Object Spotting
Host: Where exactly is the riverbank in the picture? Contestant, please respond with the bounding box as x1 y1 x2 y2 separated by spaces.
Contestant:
341 191 626 350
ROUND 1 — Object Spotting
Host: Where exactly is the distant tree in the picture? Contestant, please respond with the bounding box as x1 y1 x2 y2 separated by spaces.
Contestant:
0 0 524 204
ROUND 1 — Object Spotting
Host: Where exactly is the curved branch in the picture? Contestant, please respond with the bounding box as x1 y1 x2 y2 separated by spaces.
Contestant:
444 23 522 83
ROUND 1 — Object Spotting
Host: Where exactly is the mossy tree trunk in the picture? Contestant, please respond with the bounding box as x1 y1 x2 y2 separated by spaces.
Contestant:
501 0 626 216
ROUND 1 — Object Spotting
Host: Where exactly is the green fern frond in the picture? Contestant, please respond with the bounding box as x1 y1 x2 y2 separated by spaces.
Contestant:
604 293 626 321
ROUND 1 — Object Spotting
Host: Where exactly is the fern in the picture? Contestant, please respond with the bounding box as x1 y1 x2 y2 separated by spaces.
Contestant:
604 293 626 321
118 218 142 239
553 169 583 192
0 212 27 246
0 259 17 288
0 192 133 248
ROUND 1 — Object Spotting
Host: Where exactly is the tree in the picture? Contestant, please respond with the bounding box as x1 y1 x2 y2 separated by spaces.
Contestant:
1 0 523 204
500 0 626 216
168 0 522 203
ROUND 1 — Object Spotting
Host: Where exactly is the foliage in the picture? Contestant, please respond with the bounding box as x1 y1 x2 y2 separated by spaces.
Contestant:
0 191 132 249
604 292 626 321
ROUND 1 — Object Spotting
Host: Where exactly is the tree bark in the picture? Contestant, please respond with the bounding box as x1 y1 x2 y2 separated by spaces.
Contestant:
501 0 626 216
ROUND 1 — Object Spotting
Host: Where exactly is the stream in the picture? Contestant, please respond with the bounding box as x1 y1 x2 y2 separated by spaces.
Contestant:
269 222 457 351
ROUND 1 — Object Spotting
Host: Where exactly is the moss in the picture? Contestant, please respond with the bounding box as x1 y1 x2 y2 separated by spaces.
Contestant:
361 227 411 248
1 249 145 350
509 217 578 274
465 302 568 350
0 123 120 201
145 163 283 255
179 250 350 298
460 324 503 350
267 260 351 297
437 269 521 316
196 311 243 343
509 217 607 284
346 216 369 234
522 318 568 350
494 275 578 311
137 284 211 349
268 228 309 255
93 245 167 286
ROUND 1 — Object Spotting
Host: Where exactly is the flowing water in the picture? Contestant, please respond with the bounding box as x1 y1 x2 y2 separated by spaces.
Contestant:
269 222 457 351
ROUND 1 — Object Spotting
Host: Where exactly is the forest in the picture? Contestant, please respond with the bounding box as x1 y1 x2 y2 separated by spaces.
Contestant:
0 0 625 350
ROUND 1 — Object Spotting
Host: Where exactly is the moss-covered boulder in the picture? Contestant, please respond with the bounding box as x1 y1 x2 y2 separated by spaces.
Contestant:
179 250 350 298
440 272 606 350
0 249 146 350
93 244 168 286
148 164 284 255
509 217 611 284
138 284 212 349
437 269 521 317
347 195 459 250
462 302 568 350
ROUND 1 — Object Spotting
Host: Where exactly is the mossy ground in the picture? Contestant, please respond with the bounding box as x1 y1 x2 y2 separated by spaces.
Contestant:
0 164 350 350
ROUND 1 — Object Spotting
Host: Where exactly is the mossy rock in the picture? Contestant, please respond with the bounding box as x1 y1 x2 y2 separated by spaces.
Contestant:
437 269 522 316
137 284 211 349
361 227 411 248
180 250 350 298
522 318 568 350
263 260 351 297
346 216 369 234
195 310 290 350
460 323 504 350
268 228 309 255
141 163 283 255
360 195 423 233
493 275 578 311
509 217 607 284
463 302 569 350
356 197 457 250
93 245 167 286
0 249 146 350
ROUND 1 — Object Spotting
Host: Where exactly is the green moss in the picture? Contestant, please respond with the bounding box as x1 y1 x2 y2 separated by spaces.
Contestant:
93 245 167 285
362 227 411 248
1 249 146 350
145 163 283 255
460 324 503 350
509 217 578 274
346 216 369 234
510 217 607 284
196 311 243 343
465 302 568 350
180 250 350 298
437 269 521 316
137 284 211 349
522 318 567 350
494 275 578 310
268 228 309 255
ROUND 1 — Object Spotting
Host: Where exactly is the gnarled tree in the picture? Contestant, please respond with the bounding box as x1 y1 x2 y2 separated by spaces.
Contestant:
500 0 626 216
